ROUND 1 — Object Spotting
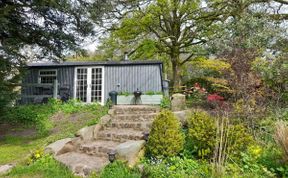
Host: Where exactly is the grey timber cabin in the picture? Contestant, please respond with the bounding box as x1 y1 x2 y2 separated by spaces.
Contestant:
21 60 164 105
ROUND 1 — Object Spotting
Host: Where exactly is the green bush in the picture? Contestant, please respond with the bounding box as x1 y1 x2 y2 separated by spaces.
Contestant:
96 161 141 178
186 111 254 160
3 104 53 136
146 110 184 157
186 111 216 158
227 124 254 160
186 91 206 108
160 97 171 109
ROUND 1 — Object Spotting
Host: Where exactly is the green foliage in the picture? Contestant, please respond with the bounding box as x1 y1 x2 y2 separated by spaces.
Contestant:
7 155 76 178
26 148 45 165
227 124 254 160
186 111 254 160
118 91 131 96
142 156 211 178
144 91 162 95
96 161 141 178
259 146 288 177
183 58 232 98
98 0 223 88
0 104 108 165
146 110 184 157
0 0 102 113
252 57 288 105
187 111 216 158
160 97 171 109
2 104 53 136
1 99 108 136
186 90 206 108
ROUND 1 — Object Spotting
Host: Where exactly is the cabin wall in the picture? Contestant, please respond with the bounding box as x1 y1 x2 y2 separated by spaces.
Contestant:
104 64 162 102
21 67 75 104
21 64 163 104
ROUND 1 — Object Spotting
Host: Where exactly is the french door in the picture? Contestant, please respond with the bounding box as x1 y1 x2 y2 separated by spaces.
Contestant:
74 67 104 104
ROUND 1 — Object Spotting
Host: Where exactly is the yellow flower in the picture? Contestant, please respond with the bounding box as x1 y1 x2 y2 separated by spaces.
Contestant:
249 145 262 158
35 153 41 159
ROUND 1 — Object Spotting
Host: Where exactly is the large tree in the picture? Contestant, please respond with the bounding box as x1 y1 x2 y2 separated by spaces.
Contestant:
0 0 109 109
97 0 288 90
99 0 229 89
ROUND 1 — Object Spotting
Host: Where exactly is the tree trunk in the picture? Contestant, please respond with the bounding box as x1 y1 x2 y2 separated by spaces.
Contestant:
172 60 181 92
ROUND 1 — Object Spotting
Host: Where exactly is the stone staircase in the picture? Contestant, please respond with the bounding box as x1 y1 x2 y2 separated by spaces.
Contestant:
55 105 159 177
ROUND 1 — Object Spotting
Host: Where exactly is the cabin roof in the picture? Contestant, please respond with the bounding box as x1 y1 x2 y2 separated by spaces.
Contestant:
27 60 163 68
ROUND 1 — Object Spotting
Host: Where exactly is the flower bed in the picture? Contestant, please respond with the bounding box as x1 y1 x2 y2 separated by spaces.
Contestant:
117 95 163 105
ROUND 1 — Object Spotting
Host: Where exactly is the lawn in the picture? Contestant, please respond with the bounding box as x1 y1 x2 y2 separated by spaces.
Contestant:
0 100 108 177
0 112 100 165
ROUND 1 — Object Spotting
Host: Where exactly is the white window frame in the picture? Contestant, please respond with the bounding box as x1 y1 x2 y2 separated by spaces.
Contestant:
38 69 57 84
73 66 105 105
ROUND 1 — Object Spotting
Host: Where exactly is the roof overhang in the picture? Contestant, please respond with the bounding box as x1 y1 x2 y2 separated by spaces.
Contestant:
27 60 163 68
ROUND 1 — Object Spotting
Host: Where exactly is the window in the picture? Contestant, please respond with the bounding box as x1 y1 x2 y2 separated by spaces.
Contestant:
38 70 57 84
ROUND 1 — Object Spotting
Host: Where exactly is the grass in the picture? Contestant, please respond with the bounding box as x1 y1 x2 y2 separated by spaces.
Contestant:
0 111 105 165
91 161 141 178
0 101 108 177
5 155 77 178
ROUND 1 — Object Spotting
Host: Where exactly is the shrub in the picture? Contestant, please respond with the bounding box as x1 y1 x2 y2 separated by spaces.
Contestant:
146 110 184 157
227 124 254 160
187 111 216 158
186 90 206 108
97 161 141 178
186 111 254 160
3 104 53 135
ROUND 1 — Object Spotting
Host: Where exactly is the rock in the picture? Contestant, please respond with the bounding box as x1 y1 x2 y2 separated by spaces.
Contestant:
99 115 112 126
55 152 109 177
0 164 14 175
173 110 191 126
108 108 115 115
115 140 146 167
57 137 82 156
75 125 95 141
93 124 102 139
171 93 186 111
45 138 72 155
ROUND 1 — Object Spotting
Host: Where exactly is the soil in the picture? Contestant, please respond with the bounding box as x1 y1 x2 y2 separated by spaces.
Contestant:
0 123 37 139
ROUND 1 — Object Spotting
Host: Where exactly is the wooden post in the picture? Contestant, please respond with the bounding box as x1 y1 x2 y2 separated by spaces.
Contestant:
53 79 58 99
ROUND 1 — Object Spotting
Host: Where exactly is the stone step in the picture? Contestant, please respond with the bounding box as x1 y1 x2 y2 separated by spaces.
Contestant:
96 128 144 143
79 140 120 157
111 105 160 115
105 120 152 131
55 152 109 177
111 113 158 122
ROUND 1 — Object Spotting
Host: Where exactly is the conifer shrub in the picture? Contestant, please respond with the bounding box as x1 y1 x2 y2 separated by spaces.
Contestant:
146 110 184 157
187 111 216 158
227 124 254 160
186 111 254 160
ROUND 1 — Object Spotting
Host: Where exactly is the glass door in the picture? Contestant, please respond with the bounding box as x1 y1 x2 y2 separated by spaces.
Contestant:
91 67 103 103
76 68 88 102
75 67 104 104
